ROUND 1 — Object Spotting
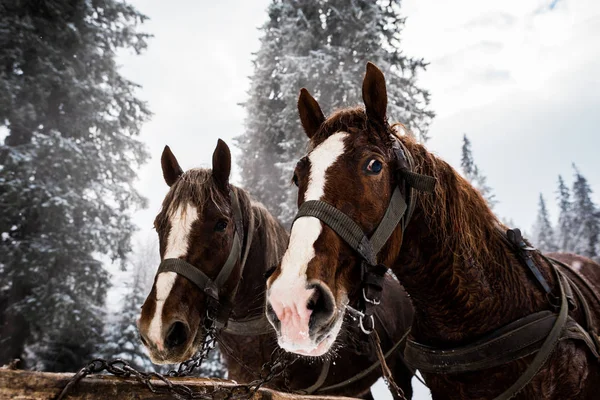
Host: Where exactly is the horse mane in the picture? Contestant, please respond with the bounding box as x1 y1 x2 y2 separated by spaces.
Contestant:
312 106 503 263
233 188 288 269
399 133 503 261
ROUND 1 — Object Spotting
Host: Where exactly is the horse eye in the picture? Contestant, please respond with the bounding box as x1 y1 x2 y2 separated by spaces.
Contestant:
365 159 383 174
292 173 299 187
214 219 228 232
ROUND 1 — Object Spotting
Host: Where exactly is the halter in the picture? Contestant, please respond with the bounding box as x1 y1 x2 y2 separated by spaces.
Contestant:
156 189 253 331
292 135 436 334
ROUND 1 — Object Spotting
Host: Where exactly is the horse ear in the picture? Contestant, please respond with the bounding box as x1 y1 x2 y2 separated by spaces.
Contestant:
298 88 325 139
212 139 231 191
161 145 183 187
362 62 388 124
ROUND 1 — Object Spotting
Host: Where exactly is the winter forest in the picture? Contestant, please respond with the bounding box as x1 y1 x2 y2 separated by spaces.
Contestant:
1 0 599 399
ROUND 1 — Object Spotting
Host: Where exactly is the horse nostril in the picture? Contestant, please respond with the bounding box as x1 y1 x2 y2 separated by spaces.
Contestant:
308 284 334 331
165 321 188 349
266 302 280 330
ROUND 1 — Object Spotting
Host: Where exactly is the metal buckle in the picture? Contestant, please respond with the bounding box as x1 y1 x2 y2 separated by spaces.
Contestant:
363 287 381 305
359 314 375 335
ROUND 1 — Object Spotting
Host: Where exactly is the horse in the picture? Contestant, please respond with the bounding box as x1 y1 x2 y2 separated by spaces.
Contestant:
136 139 416 399
265 62 600 399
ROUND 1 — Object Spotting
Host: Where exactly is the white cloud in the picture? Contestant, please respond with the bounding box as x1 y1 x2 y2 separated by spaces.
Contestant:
402 0 600 117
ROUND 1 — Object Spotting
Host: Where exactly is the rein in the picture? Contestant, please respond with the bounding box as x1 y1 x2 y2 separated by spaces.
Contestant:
156 189 270 334
293 135 436 334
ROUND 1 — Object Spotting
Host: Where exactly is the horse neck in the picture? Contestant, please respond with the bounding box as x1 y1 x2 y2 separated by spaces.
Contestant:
386 144 553 346
229 188 289 320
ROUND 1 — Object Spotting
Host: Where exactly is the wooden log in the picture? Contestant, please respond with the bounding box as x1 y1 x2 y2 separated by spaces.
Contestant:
0 369 359 400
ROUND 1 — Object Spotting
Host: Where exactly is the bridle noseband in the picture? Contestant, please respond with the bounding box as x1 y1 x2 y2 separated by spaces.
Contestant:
292 134 436 334
156 189 248 330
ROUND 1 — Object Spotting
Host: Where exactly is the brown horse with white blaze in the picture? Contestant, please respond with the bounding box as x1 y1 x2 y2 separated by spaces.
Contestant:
266 63 600 399
137 139 416 399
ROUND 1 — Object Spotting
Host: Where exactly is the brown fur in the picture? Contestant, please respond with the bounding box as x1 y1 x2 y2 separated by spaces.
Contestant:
138 144 416 399
274 64 600 399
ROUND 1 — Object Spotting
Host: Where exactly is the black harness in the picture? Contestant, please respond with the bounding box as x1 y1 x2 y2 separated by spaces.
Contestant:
156 189 262 332
293 135 436 334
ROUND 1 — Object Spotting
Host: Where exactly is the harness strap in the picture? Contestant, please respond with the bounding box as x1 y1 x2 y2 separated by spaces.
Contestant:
491 266 569 400
370 188 407 255
214 233 242 288
295 200 376 265
550 257 600 358
157 258 220 300
222 314 272 336
405 259 571 399
317 328 410 393
302 359 331 395
399 170 436 194
506 229 552 296
404 311 557 374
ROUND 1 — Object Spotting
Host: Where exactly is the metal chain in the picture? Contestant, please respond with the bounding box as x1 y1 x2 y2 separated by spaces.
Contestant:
167 332 217 377
56 328 292 400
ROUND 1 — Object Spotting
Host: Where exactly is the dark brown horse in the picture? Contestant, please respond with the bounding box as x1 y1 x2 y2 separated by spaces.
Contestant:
266 63 600 399
136 139 415 399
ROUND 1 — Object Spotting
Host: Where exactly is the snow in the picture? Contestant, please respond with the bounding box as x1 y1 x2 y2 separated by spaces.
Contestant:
371 374 432 400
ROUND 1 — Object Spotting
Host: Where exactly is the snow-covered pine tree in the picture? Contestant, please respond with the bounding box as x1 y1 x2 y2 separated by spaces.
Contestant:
237 0 433 226
532 194 558 252
556 175 574 252
99 240 157 371
570 166 600 260
460 134 497 209
0 1 150 370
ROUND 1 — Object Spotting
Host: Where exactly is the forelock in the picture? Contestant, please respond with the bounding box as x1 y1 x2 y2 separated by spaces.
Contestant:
163 168 228 217
310 107 393 152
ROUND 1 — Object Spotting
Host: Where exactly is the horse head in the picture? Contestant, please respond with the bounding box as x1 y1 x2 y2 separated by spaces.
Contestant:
138 139 244 363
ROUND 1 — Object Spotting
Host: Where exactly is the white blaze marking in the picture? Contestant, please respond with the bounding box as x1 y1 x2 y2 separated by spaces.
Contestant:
148 203 198 346
271 132 348 301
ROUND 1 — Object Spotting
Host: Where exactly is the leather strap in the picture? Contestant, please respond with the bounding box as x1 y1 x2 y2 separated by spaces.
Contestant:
295 200 376 265
222 314 272 336
302 359 331 395
399 169 436 193
317 329 410 393
405 252 600 399
370 188 407 255
491 265 569 400
157 258 220 300
405 311 557 374
215 233 241 288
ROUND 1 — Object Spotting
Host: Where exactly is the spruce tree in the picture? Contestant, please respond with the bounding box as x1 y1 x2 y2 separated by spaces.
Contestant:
237 0 433 226
460 134 497 209
533 194 558 252
0 0 150 369
556 175 574 252
99 242 156 371
570 166 600 260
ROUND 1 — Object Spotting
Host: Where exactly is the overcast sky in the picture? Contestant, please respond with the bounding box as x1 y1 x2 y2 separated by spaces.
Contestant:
119 0 600 243
113 1 599 398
